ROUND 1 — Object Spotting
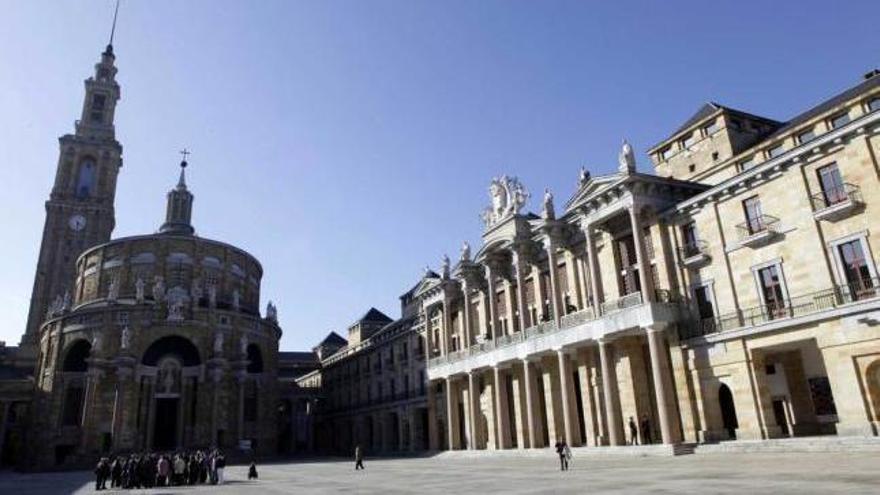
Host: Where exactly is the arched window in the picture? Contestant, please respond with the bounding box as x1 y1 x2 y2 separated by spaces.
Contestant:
62 339 92 372
142 335 201 366
76 160 97 198
246 344 264 373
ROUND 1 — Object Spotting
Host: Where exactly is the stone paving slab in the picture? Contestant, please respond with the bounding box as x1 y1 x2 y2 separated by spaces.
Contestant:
1 452 879 494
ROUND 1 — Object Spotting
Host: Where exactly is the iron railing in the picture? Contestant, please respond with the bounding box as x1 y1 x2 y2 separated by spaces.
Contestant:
677 240 708 261
427 291 681 369
680 277 879 340
810 183 861 211
736 214 780 240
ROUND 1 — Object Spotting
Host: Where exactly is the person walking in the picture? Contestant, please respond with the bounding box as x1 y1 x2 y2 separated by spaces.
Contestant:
554 439 569 471
94 457 109 491
354 444 365 470
215 451 227 485
640 414 652 445
628 416 639 445
248 461 259 480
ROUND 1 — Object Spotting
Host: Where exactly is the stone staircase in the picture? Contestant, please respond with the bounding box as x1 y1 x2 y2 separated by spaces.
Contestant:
692 435 880 454
433 436 880 459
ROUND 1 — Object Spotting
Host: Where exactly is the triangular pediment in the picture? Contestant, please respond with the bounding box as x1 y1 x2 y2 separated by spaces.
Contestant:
564 173 625 212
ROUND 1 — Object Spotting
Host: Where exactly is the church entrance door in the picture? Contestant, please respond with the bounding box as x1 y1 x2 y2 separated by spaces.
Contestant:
153 398 179 451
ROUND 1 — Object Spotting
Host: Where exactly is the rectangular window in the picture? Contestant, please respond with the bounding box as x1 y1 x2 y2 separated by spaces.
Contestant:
831 112 851 129
90 94 107 123
817 163 847 207
704 120 720 136
740 157 756 172
742 196 764 234
661 146 674 160
683 132 697 148
870 98 880 112
694 286 715 320
767 144 785 158
797 129 816 144
757 265 786 319
837 239 875 300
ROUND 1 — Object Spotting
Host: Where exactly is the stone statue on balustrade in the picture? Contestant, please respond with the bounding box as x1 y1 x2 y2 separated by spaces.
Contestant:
152 276 166 303
542 188 555 220
618 139 637 174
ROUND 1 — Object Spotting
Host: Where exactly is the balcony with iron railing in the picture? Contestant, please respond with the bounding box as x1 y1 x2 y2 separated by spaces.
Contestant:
680 277 880 340
736 214 780 248
677 240 711 268
427 290 684 378
811 184 862 222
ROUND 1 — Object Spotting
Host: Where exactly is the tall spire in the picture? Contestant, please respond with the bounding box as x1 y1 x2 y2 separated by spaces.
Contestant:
106 0 121 55
159 153 195 236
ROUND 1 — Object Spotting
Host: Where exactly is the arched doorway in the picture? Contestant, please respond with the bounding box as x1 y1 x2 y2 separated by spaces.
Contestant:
719 383 738 440
140 336 202 450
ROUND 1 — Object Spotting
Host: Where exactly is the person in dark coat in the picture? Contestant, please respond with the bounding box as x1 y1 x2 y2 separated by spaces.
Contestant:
640 414 652 445
248 461 259 480
628 416 639 445
554 439 570 471
94 457 110 490
354 445 365 470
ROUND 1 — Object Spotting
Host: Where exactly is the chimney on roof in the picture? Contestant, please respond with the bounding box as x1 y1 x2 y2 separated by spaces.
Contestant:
864 69 880 80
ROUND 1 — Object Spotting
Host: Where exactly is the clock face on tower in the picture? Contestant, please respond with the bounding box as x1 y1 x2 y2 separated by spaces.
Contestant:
68 214 87 231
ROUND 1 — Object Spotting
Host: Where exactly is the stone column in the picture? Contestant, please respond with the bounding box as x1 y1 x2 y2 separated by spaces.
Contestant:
628 204 654 302
583 222 604 309
442 300 452 355
484 264 499 340
543 238 564 327
564 250 584 310
145 377 157 449
599 339 624 445
468 371 481 449
0 402 10 461
531 265 546 323
80 366 103 453
557 349 581 446
522 358 539 447
427 381 439 450
493 366 512 449
111 365 134 450
445 377 459 449
646 326 680 444
461 281 473 348
512 251 531 331
504 279 518 334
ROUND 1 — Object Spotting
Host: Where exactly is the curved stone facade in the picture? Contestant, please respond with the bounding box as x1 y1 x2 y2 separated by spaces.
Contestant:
31 230 282 467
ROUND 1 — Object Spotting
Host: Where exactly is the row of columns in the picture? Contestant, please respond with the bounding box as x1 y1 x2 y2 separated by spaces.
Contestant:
439 325 680 450
434 203 654 357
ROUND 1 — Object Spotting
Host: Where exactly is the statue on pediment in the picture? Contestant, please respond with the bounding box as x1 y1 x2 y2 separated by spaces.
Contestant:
618 139 636 174
579 167 591 187
460 241 471 262
441 254 451 279
481 176 529 229
542 188 555 220
62 291 71 312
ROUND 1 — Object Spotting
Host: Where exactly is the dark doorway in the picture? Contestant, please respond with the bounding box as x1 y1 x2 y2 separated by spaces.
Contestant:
573 371 587 445
718 384 738 440
772 399 790 436
153 398 179 451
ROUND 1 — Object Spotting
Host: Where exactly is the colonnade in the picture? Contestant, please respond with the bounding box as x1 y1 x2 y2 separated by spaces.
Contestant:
434 324 682 450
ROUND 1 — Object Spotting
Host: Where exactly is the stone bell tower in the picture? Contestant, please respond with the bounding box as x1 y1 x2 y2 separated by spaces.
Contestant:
21 42 124 356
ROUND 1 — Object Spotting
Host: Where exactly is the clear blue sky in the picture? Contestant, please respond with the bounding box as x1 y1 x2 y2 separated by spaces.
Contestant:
1 0 878 351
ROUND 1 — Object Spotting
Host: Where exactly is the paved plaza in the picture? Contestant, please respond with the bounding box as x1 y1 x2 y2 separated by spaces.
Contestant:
1 452 879 494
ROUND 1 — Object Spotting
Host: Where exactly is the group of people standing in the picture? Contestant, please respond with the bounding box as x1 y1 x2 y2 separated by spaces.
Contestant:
628 415 654 445
93 449 228 490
